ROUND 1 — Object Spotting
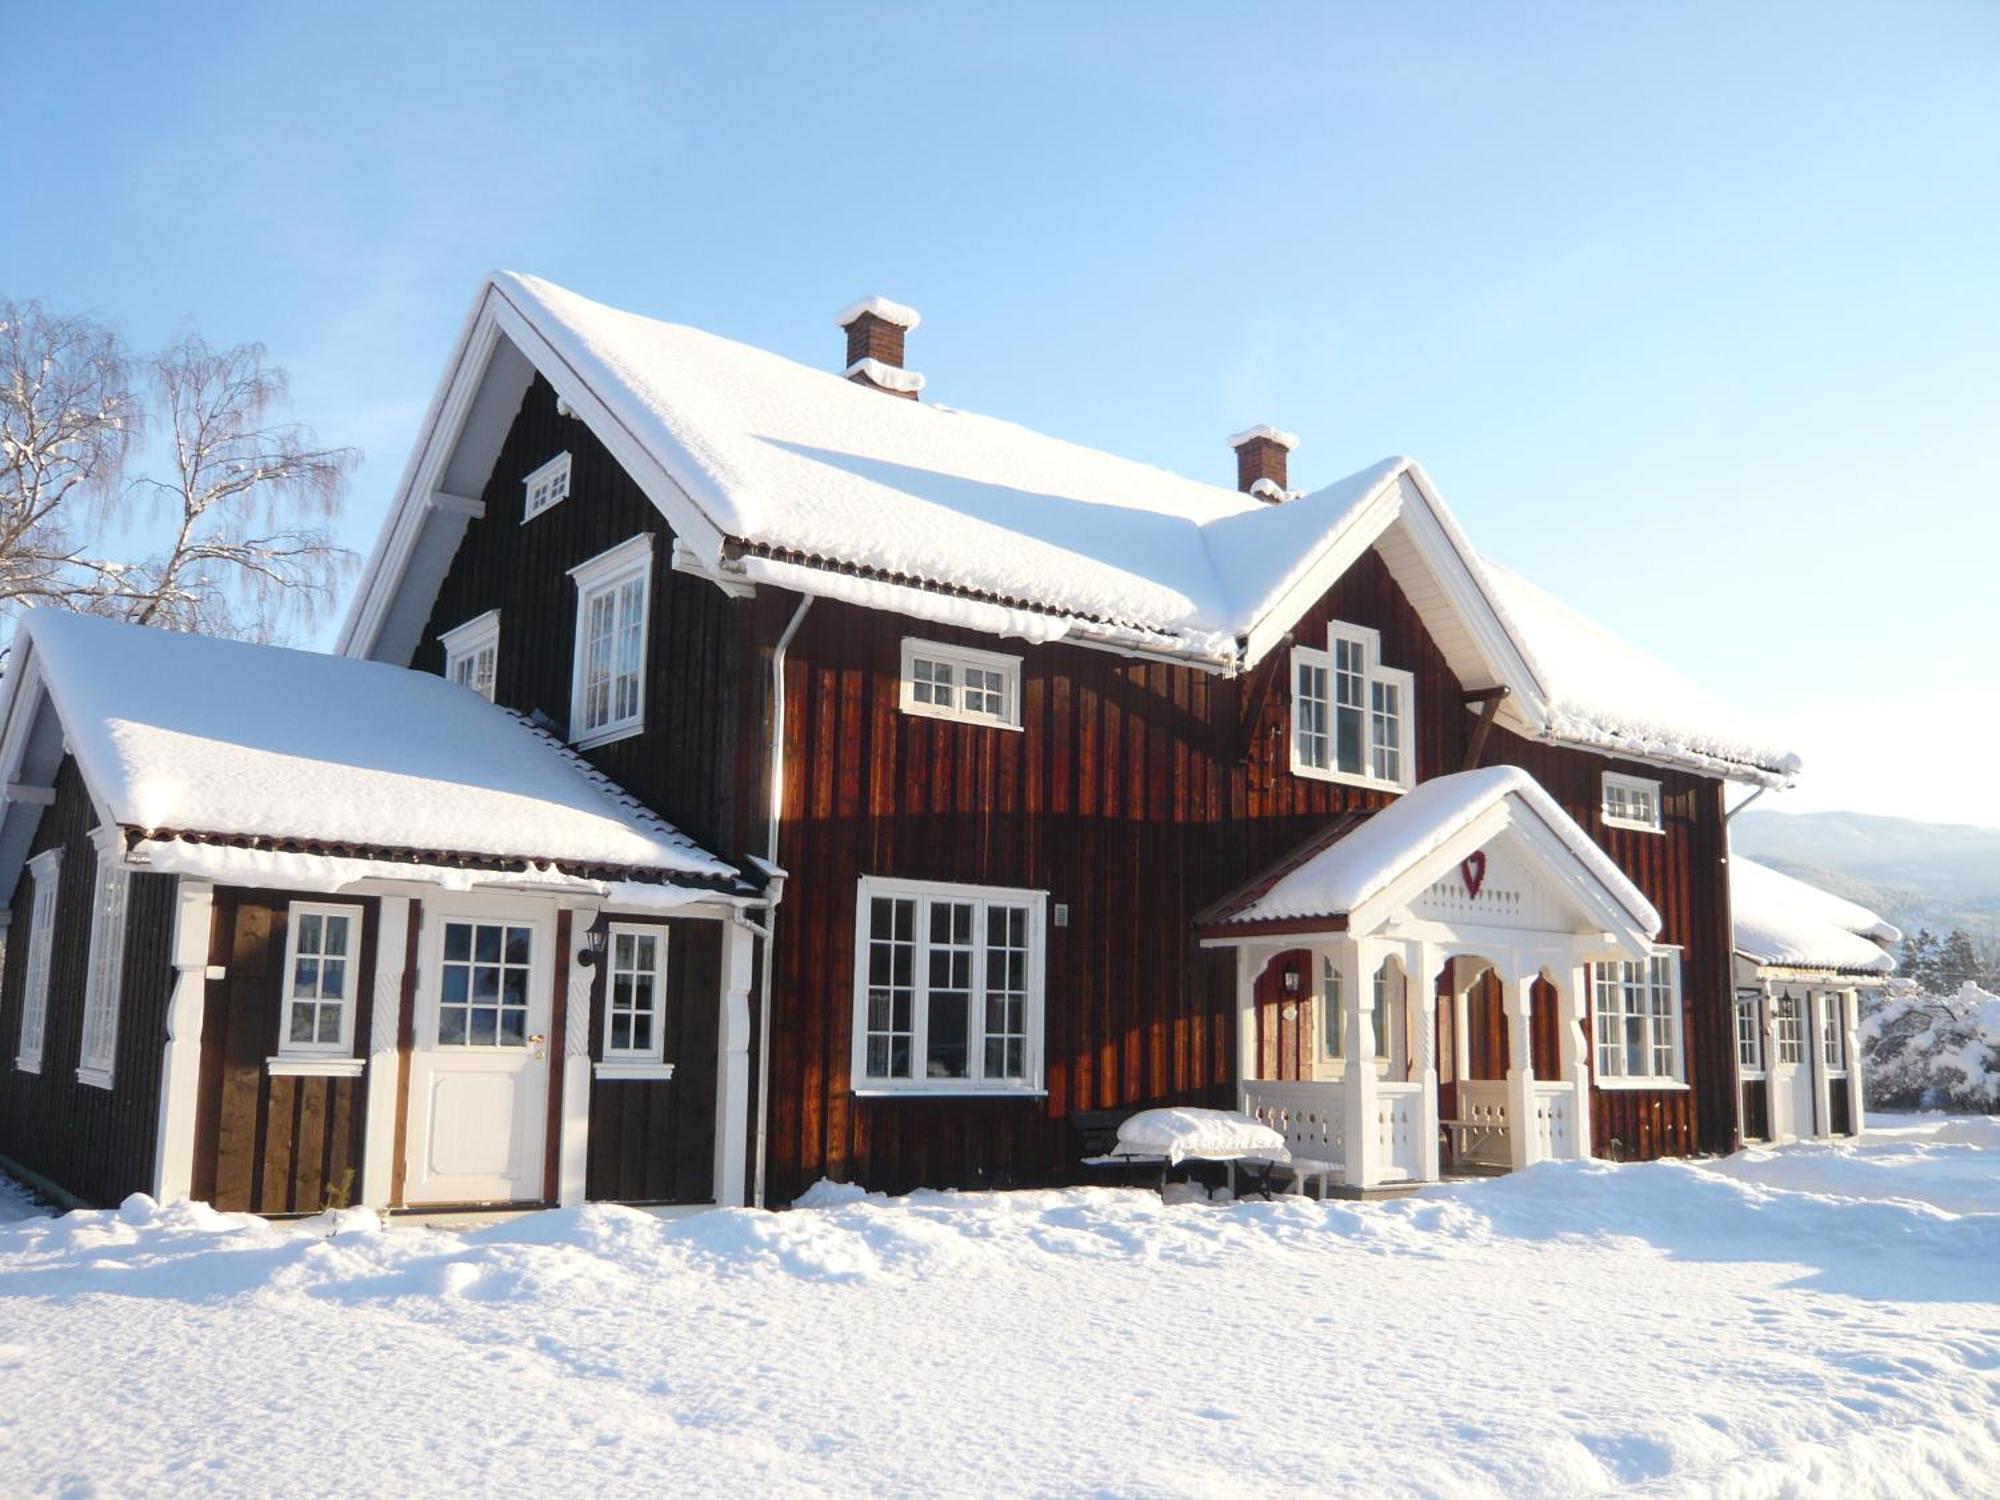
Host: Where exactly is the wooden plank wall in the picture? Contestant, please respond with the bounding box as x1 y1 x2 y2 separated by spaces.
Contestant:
411 373 746 857
189 889 379 1214
759 543 1742 1199
585 916 721 1203
0 757 175 1207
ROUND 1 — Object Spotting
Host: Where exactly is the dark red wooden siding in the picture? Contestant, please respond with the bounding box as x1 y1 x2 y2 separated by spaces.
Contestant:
584 915 721 1204
0 757 177 1207
189 889 379 1214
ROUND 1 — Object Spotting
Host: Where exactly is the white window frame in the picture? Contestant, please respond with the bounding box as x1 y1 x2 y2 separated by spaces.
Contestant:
15 848 61 1073
268 902 365 1074
898 638 1023 730
1734 992 1765 1079
440 610 501 702
76 831 131 1089
568 533 653 749
1601 772 1664 834
595 922 676 1081
1821 993 1848 1076
522 451 572 522
1289 622 1414 792
850 875 1047 1096
1590 947 1686 1089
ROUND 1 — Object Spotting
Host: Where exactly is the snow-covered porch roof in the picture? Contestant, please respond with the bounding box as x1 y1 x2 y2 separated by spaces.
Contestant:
0 611 746 906
1732 856 1899 979
1195 767 1661 958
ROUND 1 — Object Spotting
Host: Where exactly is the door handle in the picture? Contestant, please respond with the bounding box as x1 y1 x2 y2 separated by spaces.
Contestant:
529 1033 547 1060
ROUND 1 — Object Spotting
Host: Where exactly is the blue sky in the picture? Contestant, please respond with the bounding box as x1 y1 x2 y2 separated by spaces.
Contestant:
4 3 1995 826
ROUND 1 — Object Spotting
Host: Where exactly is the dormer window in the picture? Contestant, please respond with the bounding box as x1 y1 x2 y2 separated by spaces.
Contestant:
899 638 1022 729
440 610 500 702
1290 622 1413 791
1601 772 1663 833
523 452 572 522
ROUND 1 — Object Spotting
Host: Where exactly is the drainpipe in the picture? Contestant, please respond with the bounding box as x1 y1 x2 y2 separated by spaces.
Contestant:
752 593 813 1210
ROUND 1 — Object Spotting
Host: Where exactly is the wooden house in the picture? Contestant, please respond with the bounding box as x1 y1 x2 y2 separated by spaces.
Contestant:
0 274 1851 1214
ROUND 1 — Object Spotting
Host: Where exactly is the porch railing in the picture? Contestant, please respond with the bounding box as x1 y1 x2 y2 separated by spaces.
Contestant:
1454 1080 1512 1170
1532 1081 1577 1159
1376 1082 1424 1182
1242 1080 1345 1177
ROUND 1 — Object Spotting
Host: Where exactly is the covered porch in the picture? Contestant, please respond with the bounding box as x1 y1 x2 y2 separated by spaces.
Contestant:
1196 767 1663 1193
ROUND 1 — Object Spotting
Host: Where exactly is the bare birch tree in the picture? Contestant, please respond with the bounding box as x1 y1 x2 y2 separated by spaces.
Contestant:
0 298 359 641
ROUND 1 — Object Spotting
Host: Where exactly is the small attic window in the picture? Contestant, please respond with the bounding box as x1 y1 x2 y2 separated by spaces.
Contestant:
523 452 572 522
1602 772 1663 833
899 638 1022 730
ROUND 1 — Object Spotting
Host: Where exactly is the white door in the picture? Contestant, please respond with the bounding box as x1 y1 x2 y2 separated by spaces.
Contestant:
1771 992 1816 1139
403 901 556 1205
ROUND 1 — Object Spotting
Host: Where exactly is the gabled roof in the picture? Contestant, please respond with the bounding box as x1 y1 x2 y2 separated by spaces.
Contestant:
339 271 1799 785
0 611 738 899
1732 856 1900 976
1197 765 1661 946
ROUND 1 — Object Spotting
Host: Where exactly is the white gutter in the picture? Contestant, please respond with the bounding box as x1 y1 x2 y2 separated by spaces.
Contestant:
752 593 813 1209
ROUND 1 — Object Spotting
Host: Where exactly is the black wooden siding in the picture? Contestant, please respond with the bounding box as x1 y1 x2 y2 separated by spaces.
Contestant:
411 374 747 860
190 889 379 1214
0 757 176 1207
584 915 721 1203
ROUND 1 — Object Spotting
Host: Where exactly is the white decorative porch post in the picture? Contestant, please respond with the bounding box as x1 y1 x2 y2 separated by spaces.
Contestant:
1234 946 1257 1111
1842 988 1865 1139
1415 945 1441 1183
359 896 411 1210
1504 965 1542 1170
1341 938 1380 1190
557 903 601 1207
713 917 755 1208
1806 988 1834 1141
152 880 215 1203
1560 962 1594 1160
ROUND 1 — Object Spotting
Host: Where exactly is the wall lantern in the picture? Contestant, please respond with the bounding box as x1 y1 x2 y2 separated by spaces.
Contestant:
1282 966 1303 996
577 925 609 968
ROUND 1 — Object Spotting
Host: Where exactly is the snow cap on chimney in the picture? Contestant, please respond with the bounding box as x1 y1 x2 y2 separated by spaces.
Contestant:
838 296 924 400
1228 425 1298 501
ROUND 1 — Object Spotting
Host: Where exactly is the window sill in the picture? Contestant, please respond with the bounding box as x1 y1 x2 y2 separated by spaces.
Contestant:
75 1066 115 1091
1593 1077 1690 1092
1290 764 1410 796
267 1056 366 1078
594 1060 676 1081
852 1086 1048 1099
573 722 643 753
898 702 1024 733
14 1058 40 1075
1601 815 1664 835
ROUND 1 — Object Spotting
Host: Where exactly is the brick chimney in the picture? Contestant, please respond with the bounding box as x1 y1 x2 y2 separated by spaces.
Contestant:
1228 425 1298 502
837 296 925 400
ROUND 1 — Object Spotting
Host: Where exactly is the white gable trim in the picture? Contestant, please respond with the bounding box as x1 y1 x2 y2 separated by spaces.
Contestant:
1237 465 1547 733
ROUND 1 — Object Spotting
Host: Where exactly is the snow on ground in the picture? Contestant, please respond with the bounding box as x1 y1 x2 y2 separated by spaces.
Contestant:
1 1122 1996 1498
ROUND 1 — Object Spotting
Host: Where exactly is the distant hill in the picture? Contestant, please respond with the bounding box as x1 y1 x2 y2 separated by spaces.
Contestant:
1732 809 2000 947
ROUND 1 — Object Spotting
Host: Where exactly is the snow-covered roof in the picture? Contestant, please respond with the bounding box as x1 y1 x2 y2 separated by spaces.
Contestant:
4 611 735 887
1205 766 1660 937
1480 563 1801 783
340 271 1801 785
1732 856 1900 975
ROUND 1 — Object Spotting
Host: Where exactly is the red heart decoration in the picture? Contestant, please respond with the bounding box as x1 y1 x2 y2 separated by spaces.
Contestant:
1461 851 1488 900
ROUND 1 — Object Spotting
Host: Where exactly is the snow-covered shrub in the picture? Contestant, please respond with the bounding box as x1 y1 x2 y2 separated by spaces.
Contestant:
1861 980 2000 1112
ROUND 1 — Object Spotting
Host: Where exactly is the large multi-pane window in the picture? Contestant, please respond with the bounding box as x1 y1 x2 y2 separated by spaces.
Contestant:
1591 950 1684 1084
569 535 651 746
898 638 1021 729
76 843 131 1088
1735 993 1765 1076
853 877 1044 1092
438 920 534 1047
280 904 361 1056
1291 622 1414 790
14 849 61 1073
